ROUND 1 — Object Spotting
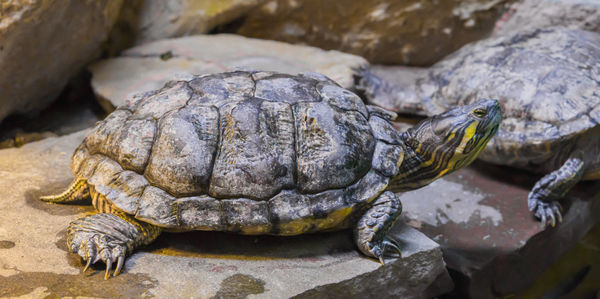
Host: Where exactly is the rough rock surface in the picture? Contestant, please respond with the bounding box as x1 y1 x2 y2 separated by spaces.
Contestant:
0 0 123 123
494 0 600 36
107 0 268 54
224 0 511 65
0 131 452 298
398 161 600 297
89 34 368 112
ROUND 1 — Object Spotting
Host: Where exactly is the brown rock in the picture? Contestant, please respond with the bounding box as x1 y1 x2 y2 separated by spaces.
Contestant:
494 0 600 36
107 0 269 54
398 161 600 297
225 0 511 65
0 0 123 123
89 34 367 111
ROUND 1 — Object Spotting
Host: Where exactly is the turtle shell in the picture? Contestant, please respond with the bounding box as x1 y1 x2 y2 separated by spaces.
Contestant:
71 71 403 234
409 28 600 170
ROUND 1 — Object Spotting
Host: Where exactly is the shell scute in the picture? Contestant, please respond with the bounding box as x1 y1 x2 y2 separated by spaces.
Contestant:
132 81 192 120
209 99 296 200
254 73 320 104
294 101 375 193
136 186 177 227
145 104 219 197
188 71 254 107
176 196 224 230
221 198 271 234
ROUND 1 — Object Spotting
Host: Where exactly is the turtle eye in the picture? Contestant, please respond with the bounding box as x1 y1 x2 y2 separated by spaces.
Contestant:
473 108 487 118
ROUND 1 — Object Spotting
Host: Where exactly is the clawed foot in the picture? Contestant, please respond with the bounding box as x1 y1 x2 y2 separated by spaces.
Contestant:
67 214 137 279
528 195 562 228
368 237 403 266
69 232 127 279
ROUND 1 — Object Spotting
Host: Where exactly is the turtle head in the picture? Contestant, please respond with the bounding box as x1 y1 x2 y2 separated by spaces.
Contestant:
391 99 502 191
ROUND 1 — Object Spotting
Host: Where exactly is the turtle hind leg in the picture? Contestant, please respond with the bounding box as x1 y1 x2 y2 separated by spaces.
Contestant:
40 177 89 203
355 191 403 265
68 212 161 279
528 157 585 228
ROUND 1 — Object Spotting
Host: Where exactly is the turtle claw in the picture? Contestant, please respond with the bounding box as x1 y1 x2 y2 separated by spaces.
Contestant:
105 258 112 280
531 200 562 229
114 256 125 277
83 258 92 273
378 255 385 266
383 239 403 258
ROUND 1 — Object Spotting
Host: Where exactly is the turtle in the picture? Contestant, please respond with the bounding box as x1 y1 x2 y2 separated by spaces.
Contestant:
355 27 600 228
41 70 501 279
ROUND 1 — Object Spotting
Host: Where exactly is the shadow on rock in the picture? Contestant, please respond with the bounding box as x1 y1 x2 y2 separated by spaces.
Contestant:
142 229 356 260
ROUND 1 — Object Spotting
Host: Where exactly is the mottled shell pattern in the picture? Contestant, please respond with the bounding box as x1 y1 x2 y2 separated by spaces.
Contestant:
417 28 600 168
71 71 404 235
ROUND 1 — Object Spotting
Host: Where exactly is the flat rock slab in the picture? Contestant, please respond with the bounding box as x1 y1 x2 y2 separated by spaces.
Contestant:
398 161 600 298
89 34 367 112
0 131 451 298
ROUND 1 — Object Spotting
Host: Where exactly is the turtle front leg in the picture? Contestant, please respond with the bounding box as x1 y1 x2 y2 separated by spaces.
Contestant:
355 191 403 265
528 157 584 228
68 213 161 279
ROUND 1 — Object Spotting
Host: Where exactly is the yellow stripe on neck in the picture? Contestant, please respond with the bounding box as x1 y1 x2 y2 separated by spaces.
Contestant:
436 121 479 178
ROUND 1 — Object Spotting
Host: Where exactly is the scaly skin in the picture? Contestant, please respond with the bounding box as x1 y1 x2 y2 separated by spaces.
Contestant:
355 191 403 264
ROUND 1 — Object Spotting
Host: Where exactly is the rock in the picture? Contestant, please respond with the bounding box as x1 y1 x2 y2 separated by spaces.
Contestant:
0 73 104 149
0 0 123 123
107 0 269 54
494 0 600 36
222 0 511 65
0 131 452 298
89 34 368 112
397 161 600 297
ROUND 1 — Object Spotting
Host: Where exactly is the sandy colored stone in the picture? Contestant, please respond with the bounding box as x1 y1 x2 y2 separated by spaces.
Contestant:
0 131 452 298
107 0 269 54
0 0 123 123
89 34 368 112
494 0 600 36
226 0 511 65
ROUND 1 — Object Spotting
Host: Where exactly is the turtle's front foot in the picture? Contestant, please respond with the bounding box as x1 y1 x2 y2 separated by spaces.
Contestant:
355 191 403 265
528 157 584 228
67 213 160 279
528 195 562 228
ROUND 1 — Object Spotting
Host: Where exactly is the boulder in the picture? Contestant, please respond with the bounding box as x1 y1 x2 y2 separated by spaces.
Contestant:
223 0 511 65
89 34 368 112
397 161 600 297
0 131 452 298
494 0 600 36
0 0 123 123
107 0 269 54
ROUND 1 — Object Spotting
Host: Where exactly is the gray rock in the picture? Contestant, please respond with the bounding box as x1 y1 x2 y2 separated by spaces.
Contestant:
89 34 367 112
0 0 123 123
226 0 512 65
107 0 269 54
0 131 452 298
494 0 600 36
398 162 600 297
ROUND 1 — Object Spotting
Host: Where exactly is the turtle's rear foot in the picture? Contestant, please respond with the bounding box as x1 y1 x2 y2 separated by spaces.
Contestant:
68 213 161 279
